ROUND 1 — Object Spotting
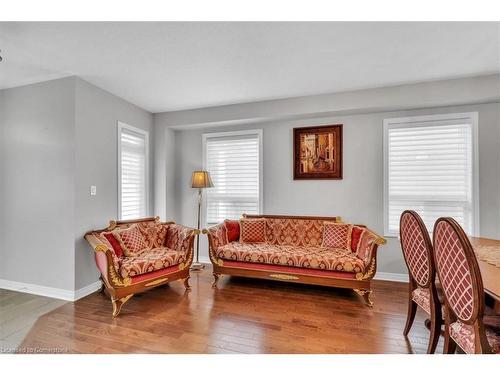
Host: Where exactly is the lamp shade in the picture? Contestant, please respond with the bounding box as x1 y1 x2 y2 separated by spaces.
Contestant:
191 171 214 188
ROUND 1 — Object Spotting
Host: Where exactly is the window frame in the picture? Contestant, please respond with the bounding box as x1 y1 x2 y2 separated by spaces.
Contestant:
202 129 263 226
383 112 479 237
117 121 150 220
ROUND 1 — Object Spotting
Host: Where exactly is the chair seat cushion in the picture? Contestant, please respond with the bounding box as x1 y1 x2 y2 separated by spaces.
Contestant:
119 247 186 278
412 287 445 316
450 320 500 354
216 243 365 273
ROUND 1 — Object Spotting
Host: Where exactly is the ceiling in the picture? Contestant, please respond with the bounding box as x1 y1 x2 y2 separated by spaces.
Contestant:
0 22 499 113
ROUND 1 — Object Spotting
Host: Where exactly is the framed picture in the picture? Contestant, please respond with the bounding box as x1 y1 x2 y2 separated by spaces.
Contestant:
293 124 343 180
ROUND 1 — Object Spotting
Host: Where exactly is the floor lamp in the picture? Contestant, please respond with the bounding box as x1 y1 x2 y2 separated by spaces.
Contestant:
191 170 214 270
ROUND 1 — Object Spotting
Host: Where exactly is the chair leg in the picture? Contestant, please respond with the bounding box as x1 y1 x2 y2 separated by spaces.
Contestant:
182 276 191 291
354 289 373 307
427 316 441 354
111 294 133 318
403 300 417 336
212 273 221 288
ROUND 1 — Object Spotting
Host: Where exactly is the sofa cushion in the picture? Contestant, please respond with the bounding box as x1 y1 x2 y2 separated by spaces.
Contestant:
101 231 124 257
350 226 365 252
216 243 365 273
263 217 325 247
137 221 168 249
322 222 352 249
240 218 266 243
115 225 149 257
119 247 186 278
224 219 240 242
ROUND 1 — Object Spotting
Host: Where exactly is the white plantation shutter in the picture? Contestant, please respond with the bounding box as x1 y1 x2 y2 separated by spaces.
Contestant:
119 123 148 220
204 131 262 224
384 113 478 236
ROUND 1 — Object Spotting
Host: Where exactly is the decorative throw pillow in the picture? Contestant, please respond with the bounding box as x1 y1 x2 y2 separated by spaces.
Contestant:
350 226 365 252
239 218 266 243
224 219 240 242
102 231 124 257
114 225 149 257
322 222 353 249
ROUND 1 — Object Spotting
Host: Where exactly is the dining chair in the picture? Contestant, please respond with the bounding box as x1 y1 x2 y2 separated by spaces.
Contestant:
433 217 500 354
399 210 442 354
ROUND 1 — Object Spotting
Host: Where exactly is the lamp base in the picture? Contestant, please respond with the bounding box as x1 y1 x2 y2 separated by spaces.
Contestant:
190 262 205 271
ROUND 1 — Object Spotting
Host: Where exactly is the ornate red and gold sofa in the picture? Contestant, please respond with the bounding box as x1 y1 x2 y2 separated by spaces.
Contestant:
204 214 386 306
84 217 197 317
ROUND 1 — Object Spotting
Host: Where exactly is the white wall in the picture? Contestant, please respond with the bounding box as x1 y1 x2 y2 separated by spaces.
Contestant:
0 77 154 294
0 77 76 290
74 78 154 289
155 78 500 276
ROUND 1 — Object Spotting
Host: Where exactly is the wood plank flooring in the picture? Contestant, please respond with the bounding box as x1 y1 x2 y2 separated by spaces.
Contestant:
0 290 66 353
10 266 441 353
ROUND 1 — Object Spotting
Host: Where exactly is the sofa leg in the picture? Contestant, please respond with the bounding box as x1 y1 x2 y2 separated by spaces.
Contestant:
98 278 105 294
354 288 373 307
111 294 133 318
182 276 191 291
212 273 221 288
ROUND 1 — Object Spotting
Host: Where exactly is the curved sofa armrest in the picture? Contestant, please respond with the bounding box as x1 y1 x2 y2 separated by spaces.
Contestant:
355 229 387 280
84 233 131 288
164 223 199 269
202 223 227 266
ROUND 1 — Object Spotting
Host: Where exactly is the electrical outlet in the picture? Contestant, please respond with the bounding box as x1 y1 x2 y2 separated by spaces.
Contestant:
90 185 97 196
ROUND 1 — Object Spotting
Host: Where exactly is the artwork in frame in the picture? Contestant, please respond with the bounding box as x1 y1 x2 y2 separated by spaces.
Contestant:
293 124 343 180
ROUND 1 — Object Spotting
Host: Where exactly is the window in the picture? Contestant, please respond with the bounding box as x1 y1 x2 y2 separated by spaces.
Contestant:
384 112 478 237
203 130 263 224
118 122 149 220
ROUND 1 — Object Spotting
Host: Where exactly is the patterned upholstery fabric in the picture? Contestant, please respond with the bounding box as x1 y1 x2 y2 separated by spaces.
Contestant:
136 221 168 249
356 230 377 266
215 242 366 273
102 232 124 257
207 223 228 251
95 232 122 271
263 218 326 247
165 224 196 254
115 225 149 257
412 287 432 314
240 218 266 243
351 226 365 252
119 247 186 278
449 321 500 354
322 222 352 250
400 212 431 286
434 220 474 321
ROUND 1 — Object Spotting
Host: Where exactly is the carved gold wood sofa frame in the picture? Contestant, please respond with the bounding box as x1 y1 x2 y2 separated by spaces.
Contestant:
204 214 386 307
84 217 197 317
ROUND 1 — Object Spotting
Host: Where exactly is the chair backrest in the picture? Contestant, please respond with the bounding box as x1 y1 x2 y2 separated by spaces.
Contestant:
433 217 484 324
399 210 434 288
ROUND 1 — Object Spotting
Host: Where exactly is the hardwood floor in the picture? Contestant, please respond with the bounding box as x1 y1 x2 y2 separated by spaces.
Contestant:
0 290 66 353
15 266 441 354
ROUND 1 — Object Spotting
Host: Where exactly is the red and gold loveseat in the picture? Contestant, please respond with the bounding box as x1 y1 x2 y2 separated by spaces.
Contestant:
204 214 386 306
84 217 197 317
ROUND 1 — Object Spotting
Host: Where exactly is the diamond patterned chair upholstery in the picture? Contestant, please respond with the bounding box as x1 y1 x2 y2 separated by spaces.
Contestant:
399 210 442 354
433 217 499 354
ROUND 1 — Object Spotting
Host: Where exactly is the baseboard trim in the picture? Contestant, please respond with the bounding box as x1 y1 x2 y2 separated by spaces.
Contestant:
374 272 408 283
74 281 102 300
197 258 408 283
0 279 102 301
